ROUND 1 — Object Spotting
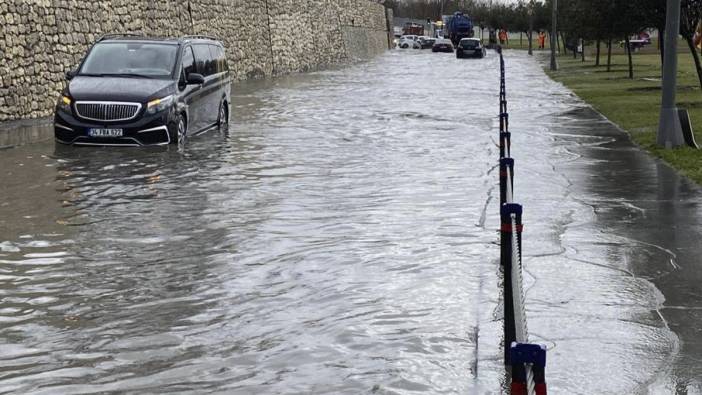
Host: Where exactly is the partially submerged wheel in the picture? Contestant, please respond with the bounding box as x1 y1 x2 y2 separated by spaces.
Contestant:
217 101 229 130
177 115 187 147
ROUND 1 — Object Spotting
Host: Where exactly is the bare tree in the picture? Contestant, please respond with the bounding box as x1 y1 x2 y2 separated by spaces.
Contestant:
681 0 702 89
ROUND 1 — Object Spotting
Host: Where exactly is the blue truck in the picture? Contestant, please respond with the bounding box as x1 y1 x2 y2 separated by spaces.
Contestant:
443 12 474 46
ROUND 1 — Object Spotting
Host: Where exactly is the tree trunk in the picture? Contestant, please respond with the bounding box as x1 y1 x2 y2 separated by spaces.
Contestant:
596 39 601 66
520 32 523 47
528 9 534 56
573 38 577 59
625 35 634 79
686 35 702 90
581 39 586 62
659 28 665 68
607 38 613 72
658 29 662 50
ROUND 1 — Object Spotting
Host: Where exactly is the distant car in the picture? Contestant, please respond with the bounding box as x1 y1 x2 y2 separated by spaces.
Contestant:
619 37 651 52
432 38 454 53
398 35 421 49
418 36 436 49
456 38 486 58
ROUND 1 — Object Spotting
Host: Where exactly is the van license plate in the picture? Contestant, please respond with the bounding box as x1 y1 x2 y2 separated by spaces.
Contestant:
89 128 123 137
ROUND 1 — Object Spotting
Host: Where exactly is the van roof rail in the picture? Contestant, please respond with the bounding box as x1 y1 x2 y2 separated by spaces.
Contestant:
97 32 146 42
181 35 219 41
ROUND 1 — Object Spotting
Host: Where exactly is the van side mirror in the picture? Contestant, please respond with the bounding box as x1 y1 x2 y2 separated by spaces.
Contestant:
65 70 77 80
187 73 205 85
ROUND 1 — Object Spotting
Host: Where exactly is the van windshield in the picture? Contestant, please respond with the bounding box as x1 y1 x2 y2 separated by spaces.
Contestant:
79 42 178 79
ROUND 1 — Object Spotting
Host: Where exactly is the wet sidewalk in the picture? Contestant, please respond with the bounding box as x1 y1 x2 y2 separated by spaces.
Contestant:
509 50 701 393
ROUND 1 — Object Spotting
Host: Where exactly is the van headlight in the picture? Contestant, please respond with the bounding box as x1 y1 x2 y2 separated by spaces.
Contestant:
146 95 174 115
57 95 72 113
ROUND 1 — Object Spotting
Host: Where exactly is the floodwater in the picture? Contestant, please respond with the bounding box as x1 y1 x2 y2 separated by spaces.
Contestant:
0 50 700 394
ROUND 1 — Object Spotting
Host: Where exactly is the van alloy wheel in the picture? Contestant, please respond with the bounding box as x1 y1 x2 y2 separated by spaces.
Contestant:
177 116 187 146
218 102 228 129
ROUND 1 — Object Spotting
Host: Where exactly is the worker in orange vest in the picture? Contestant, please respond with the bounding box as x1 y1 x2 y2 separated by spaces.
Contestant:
538 31 546 49
499 30 508 45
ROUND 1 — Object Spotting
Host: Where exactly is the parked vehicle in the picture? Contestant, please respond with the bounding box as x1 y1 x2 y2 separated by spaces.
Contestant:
456 38 486 58
432 38 454 53
54 34 231 146
403 22 425 36
418 36 436 49
444 11 474 46
619 33 652 52
398 35 421 49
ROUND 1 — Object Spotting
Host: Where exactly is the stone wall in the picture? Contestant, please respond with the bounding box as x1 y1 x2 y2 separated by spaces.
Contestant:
0 0 390 121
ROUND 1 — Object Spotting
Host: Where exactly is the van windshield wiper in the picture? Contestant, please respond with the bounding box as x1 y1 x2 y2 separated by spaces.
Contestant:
78 73 156 79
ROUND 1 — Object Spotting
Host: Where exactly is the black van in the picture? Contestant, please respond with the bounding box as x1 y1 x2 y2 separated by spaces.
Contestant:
55 34 231 146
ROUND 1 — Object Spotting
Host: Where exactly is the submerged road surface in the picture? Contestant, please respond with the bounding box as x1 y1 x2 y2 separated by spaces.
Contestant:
0 50 700 394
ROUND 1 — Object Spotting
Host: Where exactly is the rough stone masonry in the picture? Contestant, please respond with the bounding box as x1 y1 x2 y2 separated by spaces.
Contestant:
0 0 392 121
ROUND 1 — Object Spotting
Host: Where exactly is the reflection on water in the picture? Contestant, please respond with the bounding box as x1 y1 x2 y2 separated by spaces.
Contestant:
0 50 699 393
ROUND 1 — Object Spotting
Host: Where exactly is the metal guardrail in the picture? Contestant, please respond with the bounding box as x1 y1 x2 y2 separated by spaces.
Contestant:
496 46 547 395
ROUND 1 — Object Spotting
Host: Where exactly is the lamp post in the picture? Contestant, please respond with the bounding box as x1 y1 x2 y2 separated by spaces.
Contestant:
657 0 685 148
550 0 558 70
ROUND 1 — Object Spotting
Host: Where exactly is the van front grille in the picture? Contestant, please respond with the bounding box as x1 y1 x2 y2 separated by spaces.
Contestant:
75 102 141 122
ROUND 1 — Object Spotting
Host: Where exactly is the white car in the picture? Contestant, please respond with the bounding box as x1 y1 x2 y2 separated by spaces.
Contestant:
398 35 421 49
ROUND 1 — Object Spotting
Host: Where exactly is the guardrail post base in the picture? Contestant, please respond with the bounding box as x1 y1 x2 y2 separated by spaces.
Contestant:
510 342 547 395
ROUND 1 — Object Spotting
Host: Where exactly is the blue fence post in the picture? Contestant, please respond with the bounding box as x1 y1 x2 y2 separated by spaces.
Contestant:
499 158 514 207
500 203 523 364
500 111 509 133
499 131 511 159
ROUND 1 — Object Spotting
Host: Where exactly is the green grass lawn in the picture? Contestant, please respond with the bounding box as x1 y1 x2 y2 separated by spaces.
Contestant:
545 50 702 185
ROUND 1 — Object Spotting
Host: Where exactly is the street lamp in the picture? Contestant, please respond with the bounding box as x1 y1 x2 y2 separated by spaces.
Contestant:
657 0 685 148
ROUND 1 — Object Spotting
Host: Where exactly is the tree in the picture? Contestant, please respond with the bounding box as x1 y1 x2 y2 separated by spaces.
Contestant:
681 0 702 89
510 1 531 48
597 0 647 78
638 0 667 66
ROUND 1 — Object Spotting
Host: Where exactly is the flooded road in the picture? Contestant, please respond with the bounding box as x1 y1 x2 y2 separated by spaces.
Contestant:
0 50 700 394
